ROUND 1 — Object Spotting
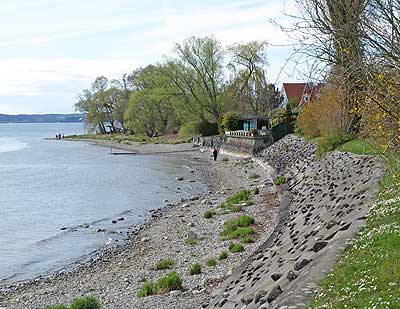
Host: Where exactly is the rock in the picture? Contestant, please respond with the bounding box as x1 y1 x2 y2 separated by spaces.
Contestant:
326 220 337 229
267 285 282 303
294 258 311 271
170 290 182 297
201 303 209 308
117 217 124 221
201 276 209 287
187 230 199 240
287 271 298 281
112 220 117 224
271 273 283 282
259 297 268 305
177 176 184 181
123 277 131 284
97 229 105 233
223 292 230 298
240 294 254 305
188 222 195 228
60 227 67 231
255 290 268 303
190 196 199 201
259 304 270 309
141 237 150 242
218 298 228 307
312 241 328 252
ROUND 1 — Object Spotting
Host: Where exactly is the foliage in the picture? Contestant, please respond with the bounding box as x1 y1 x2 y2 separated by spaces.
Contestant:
218 251 228 260
188 263 202 275
274 176 287 186
38 296 101 309
310 153 400 308
153 259 175 270
178 120 219 137
221 112 240 132
316 134 353 156
206 259 217 267
137 272 183 297
241 236 254 244
203 210 217 219
221 215 255 240
221 190 252 212
229 243 245 253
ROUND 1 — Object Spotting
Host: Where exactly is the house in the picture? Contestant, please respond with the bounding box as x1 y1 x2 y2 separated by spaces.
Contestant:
239 115 269 132
280 82 323 109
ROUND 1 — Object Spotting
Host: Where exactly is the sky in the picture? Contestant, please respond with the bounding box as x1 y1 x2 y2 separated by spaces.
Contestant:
0 0 303 114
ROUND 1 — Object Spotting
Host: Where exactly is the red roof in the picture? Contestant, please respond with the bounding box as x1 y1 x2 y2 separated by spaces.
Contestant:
283 83 307 105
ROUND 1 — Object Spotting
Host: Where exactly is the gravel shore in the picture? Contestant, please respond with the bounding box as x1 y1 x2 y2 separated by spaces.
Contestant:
0 141 280 309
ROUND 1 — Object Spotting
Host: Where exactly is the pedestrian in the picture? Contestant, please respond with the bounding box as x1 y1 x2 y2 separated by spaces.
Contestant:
213 147 218 161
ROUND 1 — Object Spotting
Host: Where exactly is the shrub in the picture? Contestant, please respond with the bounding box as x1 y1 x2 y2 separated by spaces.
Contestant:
206 259 217 267
70 296 101 309
156 272 183 292
203 210 217 219
221 112 241 132
179 120 219 137
221 190 253 211
218 251 228 260
153 259 175 270
137 272 183 297
274 176 287 186
229 243 244 253
38 296 101 309
241 236 255 244
221 215 255 240
188 263 202 275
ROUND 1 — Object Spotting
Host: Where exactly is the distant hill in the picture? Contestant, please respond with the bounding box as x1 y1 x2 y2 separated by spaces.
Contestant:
0 114 84 123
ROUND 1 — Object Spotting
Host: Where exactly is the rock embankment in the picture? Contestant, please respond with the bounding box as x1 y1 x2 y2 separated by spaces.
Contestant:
208 135 383 309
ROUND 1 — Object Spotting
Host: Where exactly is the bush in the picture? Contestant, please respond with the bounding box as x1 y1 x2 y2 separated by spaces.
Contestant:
221 112 241 132
179 120 219 137
221 190 253 211
274 176 287 186
221 215 255 240
229 243 244 253
316 134 353 156
203 210 217 219
153 259 175 270
188 263 202 275
218 251 228 260
241 236 255 244
206 259 217 267
137 272 183 298
38 296 101 309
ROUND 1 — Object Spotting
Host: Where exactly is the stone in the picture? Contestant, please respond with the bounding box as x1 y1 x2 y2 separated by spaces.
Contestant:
287 271 298 281
240 294 254 305
255 290 268 303
177 176 184 181
271 273 283 282
294 258 311 271
187 230 199 240
117 217 124 221
218 298 228 307
201 303 209 308
267 285 282 303
170 290 182 297
60 227 67 231
259 297 268 305
112 220 117 224
312 241 328 252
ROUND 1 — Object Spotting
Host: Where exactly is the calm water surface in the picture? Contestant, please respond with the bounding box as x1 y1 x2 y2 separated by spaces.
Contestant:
0 123 206 285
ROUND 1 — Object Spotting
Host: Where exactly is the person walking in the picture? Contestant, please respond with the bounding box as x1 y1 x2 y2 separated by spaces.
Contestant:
213 147 218 161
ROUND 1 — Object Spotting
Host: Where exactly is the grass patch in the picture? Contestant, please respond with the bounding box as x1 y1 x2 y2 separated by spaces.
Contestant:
315 134 353 156
218 251 228 260
153 259 175 270
248 173 260 179
220 190 253 212
229 243 244 253
203 210 217 219
37 296 101 309
309 153 400 308
274 176 287 186
206 259 217 267
137 272 182 298
336 139 378 155
241 236 255 244
185 239 197 246
221 215 255 240
188 263 202 275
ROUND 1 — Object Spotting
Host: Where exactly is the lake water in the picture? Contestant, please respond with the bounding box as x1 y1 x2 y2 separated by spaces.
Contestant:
0 123 206 285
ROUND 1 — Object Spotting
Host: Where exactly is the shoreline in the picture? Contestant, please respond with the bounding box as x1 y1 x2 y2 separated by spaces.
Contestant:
0 140 281 308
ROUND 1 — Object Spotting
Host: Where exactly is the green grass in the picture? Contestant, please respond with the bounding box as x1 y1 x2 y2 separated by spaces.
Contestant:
206 258 217 267
241 236 255 243
185 239 197 246
220 190 253 212
274 176 287 186
221 215 255 240
137 272 182 297
203 210 217 219
229 243 245 253
315 134 353 156
336 139 378 155
218 251 229 260
37 296 101 309
309 153 400 308
153 259 175 270
188 263 202 275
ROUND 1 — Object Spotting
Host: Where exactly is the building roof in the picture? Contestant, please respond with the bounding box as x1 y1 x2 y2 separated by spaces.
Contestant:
282 83 307 105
